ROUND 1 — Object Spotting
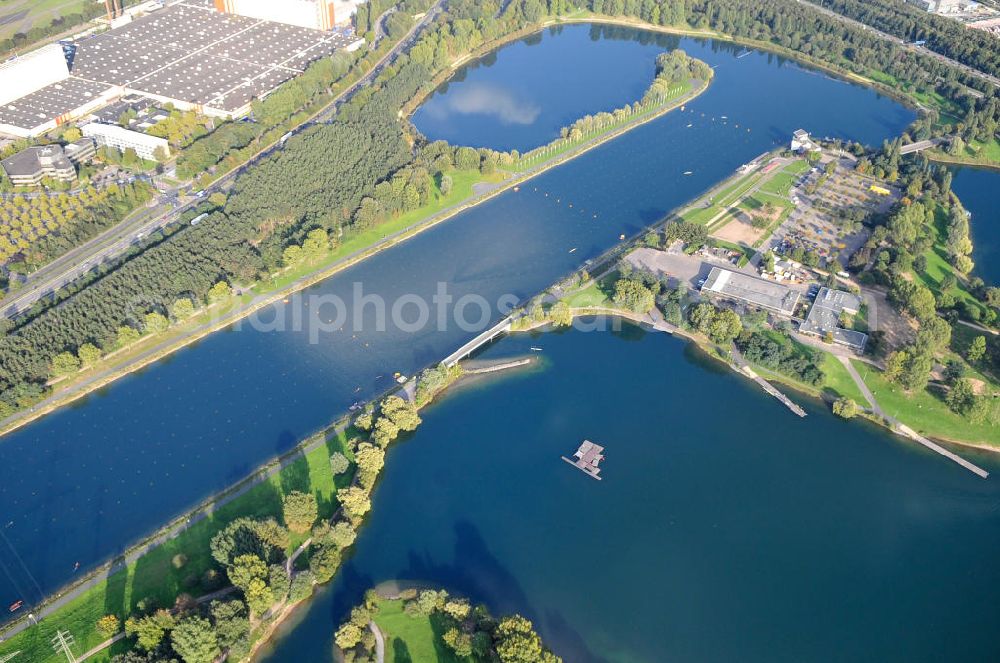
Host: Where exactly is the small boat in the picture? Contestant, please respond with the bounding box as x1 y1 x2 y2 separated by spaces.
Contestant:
513 186 520 192
619 234 626 240
683 171 693 175
721 115 728 119
530 347 543 352
396 375 408 384
9 600 23 612
686 123 693 128
568 247 577 253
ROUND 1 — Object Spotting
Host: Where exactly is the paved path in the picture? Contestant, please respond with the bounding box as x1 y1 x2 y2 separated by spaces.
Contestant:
836 356 989 478
369 622 385 663
957 319 998 336
837 356 883 417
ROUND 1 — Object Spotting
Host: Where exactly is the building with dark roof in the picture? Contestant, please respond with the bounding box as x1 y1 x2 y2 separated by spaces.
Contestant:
700 266 801 317
0 139 95 186
799 287 868 351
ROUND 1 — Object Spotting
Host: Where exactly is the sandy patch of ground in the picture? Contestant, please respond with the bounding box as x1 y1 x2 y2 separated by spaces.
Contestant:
710 213 764 246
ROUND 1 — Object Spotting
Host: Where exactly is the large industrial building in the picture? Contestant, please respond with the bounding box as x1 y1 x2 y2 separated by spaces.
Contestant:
0 0 362 137
213 0 363 31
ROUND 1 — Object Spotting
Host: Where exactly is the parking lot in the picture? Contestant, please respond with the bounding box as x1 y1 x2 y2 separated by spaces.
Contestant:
766 154 899 269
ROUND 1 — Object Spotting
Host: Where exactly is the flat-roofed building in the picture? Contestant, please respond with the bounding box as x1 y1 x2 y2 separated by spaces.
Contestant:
700 266 801 317
0 44 71 107
799 287 868 351
213 0 361 29
0 140 94 186
82 122 169 161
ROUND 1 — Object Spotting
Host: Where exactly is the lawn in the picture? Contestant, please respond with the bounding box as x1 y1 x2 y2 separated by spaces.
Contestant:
0 431 353 663
757 160 809 198
850 360 999 446
0 0 87 42
682 171 763 226
819 353 867 404
563 280 611 308
374 598 474 663
912 203 989 319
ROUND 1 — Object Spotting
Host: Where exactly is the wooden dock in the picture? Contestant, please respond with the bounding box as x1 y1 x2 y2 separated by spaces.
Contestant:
562 440 604 480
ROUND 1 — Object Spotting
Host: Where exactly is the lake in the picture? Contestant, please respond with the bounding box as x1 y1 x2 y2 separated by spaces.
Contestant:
0 24 917 614
258 322 1000 663
950 166 1000 285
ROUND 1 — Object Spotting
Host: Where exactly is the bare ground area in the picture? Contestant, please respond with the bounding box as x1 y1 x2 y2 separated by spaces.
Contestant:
710 212 766 246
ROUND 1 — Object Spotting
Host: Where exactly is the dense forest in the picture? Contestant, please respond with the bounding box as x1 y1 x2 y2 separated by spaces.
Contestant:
812 0 1000 78
1 0 998 417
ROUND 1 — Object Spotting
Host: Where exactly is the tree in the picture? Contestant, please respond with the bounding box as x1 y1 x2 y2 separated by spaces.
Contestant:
170 616 220 663
946 378 977 416
125 609 175 651
330 451 350 475
832 397 858 419
289 570 315 602
207 281 231 303
494 615 558 663
967 335 987 363
337 486 372 522
706 309 742 344
335 621 364 650
78 342 102 367
444 627 474 657
171 298 195 320
282 491 319 533
354 442 385 488
228 553 268 592
97 614 121 637
381 395 421 431
883 350 908 383
144 311 169 334
372 416 399 448
245 576 273 616
612 278 655 313
309 541 342 582
549 300 573 326
51 350 81 377
209 599 249 650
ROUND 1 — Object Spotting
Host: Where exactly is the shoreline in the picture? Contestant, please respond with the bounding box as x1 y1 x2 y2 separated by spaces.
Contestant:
0 63 709 441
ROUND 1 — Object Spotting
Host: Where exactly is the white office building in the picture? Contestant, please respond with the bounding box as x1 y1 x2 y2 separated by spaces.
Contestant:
82 122 170 161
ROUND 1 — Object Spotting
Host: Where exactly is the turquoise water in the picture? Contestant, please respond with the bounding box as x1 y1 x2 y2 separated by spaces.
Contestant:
259 324 1000 663
950 166 1000 285
0 25 916 613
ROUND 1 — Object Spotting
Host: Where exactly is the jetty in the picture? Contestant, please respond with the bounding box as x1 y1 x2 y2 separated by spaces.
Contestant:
562 440 605 480
730 344 807 418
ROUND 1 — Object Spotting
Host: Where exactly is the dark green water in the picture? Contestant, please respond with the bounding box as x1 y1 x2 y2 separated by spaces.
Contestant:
0 25 919 616
259 323 1000 663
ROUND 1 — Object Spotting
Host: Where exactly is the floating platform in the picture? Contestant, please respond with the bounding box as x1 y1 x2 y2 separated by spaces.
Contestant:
562 440 605 480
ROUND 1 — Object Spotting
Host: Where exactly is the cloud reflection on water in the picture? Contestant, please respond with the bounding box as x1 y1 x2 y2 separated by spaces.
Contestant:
423 82 541 125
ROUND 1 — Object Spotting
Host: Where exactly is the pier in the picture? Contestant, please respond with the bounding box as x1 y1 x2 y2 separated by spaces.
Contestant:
730 344 808 418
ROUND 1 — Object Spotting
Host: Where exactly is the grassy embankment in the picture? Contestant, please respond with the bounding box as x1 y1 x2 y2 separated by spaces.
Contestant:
0 432 354 663
0 52 711 438
850 359 999 446
909 202 992 321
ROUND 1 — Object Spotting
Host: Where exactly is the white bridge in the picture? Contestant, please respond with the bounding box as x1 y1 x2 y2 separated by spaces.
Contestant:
442 317 514 366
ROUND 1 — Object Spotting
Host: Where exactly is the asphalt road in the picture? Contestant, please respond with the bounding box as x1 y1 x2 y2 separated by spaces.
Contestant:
0 0 444 321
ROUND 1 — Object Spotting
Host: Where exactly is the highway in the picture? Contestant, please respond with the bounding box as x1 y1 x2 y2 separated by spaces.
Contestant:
0 0 444 321
799 0 1000 91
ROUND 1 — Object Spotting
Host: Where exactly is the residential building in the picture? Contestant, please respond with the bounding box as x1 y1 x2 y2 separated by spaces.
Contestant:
82 122 170 161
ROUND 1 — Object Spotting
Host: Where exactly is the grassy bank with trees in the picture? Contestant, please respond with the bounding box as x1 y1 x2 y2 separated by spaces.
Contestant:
336 588 560 663
0 358 466 662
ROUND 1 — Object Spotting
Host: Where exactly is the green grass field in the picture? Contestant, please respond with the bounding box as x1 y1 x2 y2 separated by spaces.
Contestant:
819 354 867 404
0 431 353 663
851 360 999 446
563 280 612 308
0 0 88 42
757 160 809 198
912 204 989 319
374 598 473 663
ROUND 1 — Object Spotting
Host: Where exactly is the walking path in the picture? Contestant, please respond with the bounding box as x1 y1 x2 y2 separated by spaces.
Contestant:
836 356 989 478
369 622 385 663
